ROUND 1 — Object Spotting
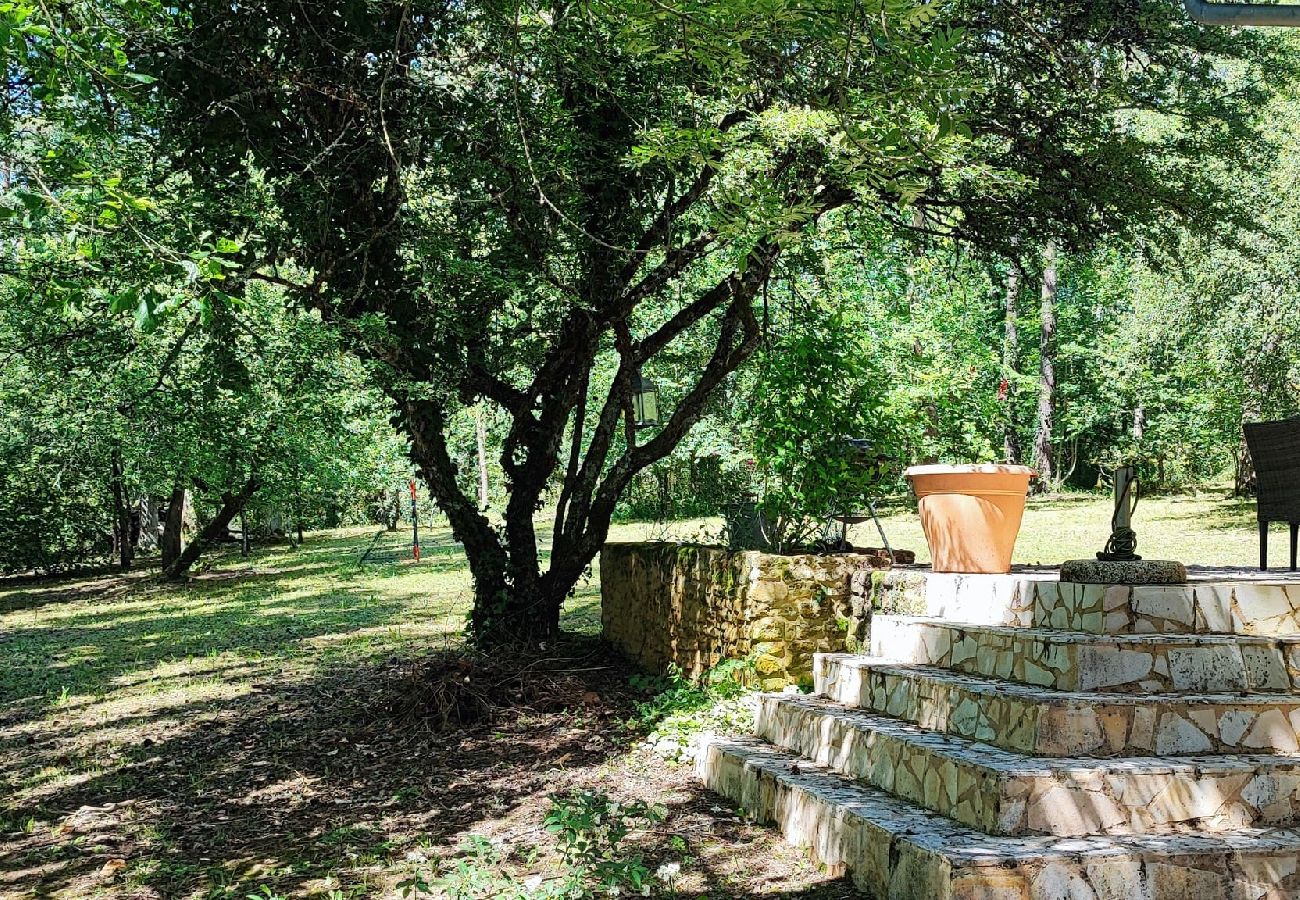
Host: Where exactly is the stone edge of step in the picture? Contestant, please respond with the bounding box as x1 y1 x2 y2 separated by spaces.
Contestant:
755 693 1300 778
816 654 1300 707
872 615 1300 647
696 736 1300 867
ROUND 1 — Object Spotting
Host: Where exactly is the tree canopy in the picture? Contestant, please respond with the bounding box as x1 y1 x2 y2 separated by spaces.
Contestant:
1 0 1297 640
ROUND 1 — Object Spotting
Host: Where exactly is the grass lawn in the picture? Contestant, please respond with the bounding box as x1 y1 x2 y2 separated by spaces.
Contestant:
0 524 848 900
622 490 1278 568
0 492 1277 899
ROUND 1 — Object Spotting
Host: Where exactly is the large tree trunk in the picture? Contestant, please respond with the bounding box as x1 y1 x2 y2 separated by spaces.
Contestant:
1032 244 1058 489
1002 258 1022 465
110 448 133 571
163 477 259 579
137 497 161 554
401 245 772 648
160 485 187 568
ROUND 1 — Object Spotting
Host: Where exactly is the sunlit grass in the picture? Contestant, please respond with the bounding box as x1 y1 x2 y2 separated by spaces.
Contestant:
0 497 1282 898
608 490 1276 569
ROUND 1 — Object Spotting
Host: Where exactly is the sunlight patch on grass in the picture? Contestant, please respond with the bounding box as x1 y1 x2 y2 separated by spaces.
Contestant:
606 492 1277 570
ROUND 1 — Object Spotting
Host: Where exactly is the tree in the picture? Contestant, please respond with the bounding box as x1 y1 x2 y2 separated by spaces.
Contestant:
1001 255 1022 464
143 0 971 644
1033 244 1058 487
5 0 1294 640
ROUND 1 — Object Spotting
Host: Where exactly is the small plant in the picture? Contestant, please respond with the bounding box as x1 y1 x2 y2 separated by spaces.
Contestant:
543 791 666 894
406 794 671 899
402 835 531 899
633 658 759 763
245 887 287 900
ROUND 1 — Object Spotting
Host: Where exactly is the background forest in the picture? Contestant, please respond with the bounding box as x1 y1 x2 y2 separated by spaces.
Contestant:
1 0 1297 591
6 117 1299 573
8 186 1299 575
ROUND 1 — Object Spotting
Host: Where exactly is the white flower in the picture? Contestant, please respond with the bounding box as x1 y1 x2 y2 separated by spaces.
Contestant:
656 862 681 881
524 875 543 891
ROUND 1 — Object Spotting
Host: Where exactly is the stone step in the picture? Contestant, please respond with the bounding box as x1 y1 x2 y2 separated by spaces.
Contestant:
903 572 1300 637
869 616 1300 694
755 693 1300 837
815 653 1300 757
698 737 1300 900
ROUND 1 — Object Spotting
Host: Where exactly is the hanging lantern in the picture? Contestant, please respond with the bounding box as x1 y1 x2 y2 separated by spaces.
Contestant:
632 371 660 428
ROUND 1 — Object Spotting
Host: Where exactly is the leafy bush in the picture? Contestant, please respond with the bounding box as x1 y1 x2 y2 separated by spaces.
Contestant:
0 445 114 574
744 307 899 553
615 454 753 523
544 791 666 894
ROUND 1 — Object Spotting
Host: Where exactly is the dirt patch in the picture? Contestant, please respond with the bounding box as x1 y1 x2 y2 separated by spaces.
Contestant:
385 649 614 732
1 632 854 899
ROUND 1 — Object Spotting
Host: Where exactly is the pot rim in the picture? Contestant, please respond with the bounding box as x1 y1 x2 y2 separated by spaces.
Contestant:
904 463 1038 478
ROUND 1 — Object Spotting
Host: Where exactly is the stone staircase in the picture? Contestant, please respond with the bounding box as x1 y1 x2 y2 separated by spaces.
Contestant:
696 574 1300 898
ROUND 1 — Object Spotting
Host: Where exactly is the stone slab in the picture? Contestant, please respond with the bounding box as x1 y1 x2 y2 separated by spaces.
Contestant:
871 570 1300 636
815 653 1300 756
698 737 1300 900
756 693 1300 836
1062 558 1188 585
870 616 1300 693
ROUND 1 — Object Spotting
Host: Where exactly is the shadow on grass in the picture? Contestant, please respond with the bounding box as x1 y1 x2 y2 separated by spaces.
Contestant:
0 581 436 705
0 633 851 900
0 530 480 707
1 628 855 900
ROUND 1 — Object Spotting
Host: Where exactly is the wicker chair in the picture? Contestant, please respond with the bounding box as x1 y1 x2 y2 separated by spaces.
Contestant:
1243 417 1300 571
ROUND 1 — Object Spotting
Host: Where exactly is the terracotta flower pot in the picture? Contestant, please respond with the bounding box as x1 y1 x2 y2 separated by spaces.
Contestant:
905 464 1037 574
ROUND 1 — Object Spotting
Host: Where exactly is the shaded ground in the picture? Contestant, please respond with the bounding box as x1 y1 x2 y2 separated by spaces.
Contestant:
2 494 1270 898
0 528 854 899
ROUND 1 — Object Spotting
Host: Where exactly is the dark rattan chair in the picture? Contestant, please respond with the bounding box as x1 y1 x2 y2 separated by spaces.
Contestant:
1243 417 1300 571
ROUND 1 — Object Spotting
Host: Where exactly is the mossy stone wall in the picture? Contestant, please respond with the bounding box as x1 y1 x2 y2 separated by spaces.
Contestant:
600 542 923 690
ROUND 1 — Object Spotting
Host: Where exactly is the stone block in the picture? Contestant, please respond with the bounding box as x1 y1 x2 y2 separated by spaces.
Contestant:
1060 558 1188 585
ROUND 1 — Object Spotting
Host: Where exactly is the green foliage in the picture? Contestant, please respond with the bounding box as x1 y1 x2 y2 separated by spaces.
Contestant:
543 792 666 894
0 281 409 573
245 887 287 900
404 795 666 899
633 659 758 763
746 299 897 551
